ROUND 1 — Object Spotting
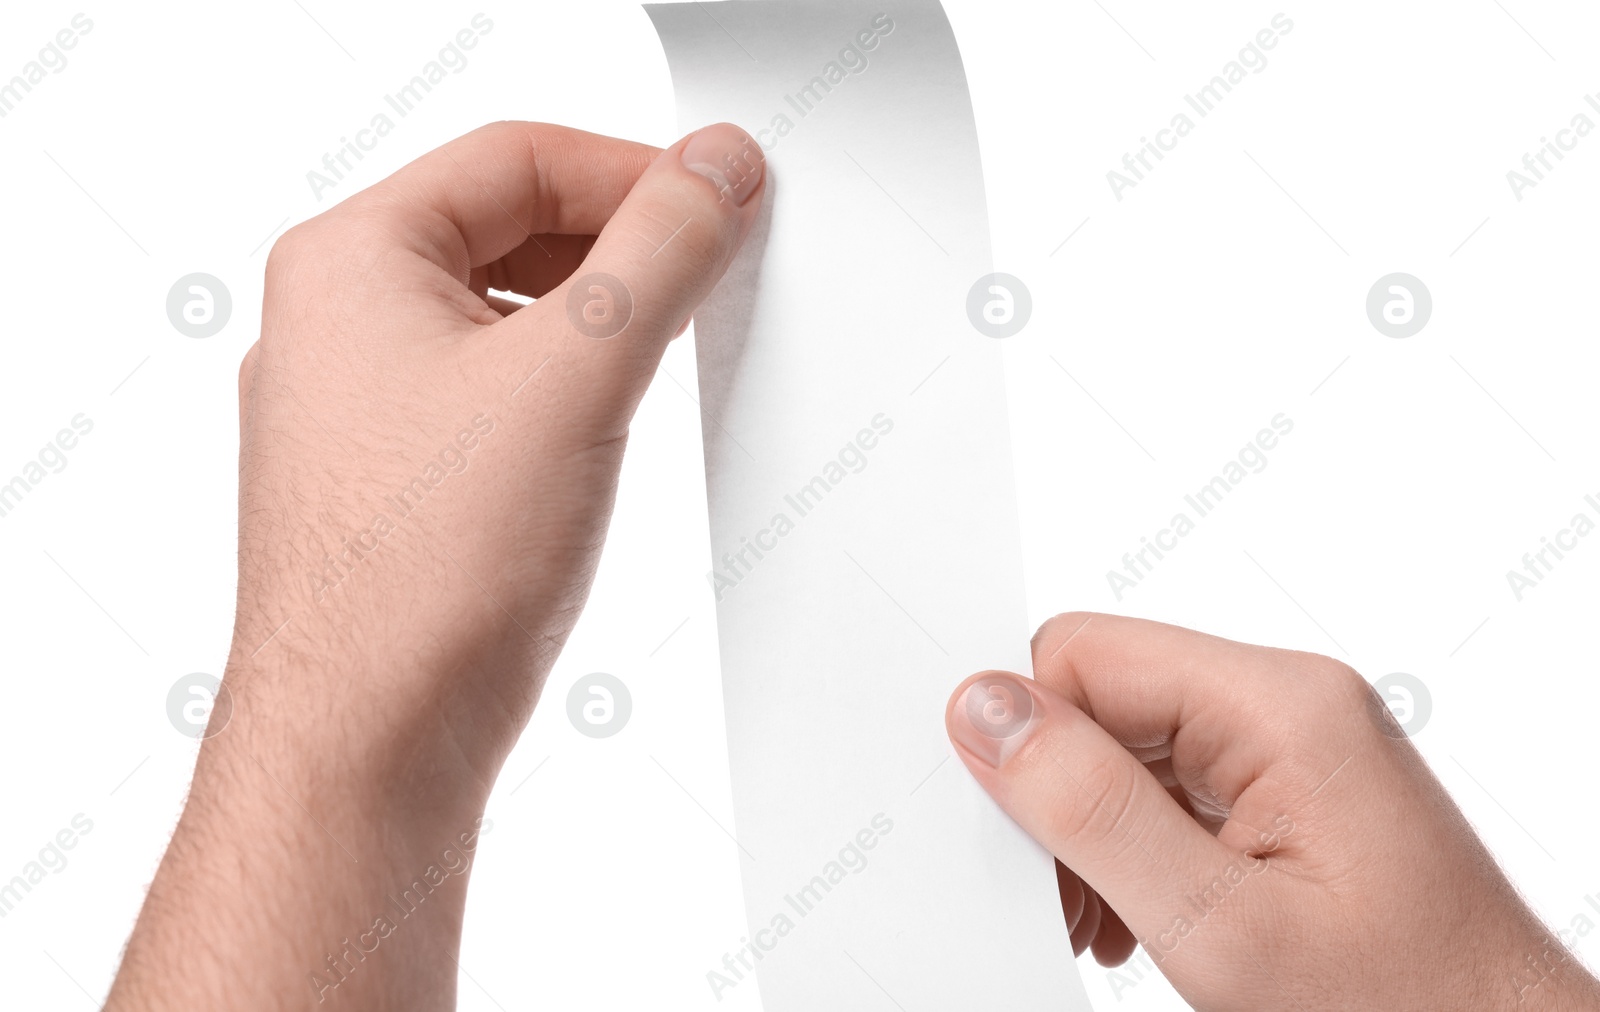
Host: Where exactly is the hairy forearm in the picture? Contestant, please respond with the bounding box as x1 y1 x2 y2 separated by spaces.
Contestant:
108 654 495 1011
106 115 762 1010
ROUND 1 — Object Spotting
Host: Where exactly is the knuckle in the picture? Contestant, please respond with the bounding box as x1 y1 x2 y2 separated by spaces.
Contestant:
263 220 323 280
1303 654 1370 705
266 206 388 280
457 120 548 222
1271 651 1374 733
474 118 523 141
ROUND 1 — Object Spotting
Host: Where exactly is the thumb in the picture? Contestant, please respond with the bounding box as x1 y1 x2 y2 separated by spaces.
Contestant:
945 670 1241 954
495 122 765 435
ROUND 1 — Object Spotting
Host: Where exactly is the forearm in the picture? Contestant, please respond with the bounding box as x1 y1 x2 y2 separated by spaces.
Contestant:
106 116 761 1010
108 654 495 1010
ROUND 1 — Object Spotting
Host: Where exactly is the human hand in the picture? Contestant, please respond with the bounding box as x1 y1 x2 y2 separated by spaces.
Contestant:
228 119 764 779
108 120 764 1009
946 612 1600 1010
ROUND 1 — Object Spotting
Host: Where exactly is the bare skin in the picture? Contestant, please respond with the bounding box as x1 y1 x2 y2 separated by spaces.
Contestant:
947 612 1600 1010
106 119 765 1010
106 120 1595 1011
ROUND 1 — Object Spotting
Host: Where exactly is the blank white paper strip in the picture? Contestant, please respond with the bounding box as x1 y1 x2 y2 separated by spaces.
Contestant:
646 2 1093 1008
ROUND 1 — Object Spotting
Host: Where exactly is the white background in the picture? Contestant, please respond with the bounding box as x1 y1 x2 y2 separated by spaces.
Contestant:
2 1 1597 1009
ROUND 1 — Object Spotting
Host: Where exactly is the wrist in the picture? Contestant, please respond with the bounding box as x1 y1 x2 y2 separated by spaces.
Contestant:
206 648 506 822
224 567 551 778
110 720 489 1011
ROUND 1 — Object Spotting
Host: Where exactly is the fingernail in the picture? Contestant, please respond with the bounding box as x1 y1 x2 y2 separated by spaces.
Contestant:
951 674 1042 767
681 124 765 207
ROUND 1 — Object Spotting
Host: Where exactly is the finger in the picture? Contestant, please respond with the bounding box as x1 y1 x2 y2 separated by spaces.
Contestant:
1030 611 1275 748
491 122 765 434
1070 890 1100 957
337 121 660 281
1029 612 1369 819
1055 860 1085 930
1091 903 1139 967
946 670 1236 942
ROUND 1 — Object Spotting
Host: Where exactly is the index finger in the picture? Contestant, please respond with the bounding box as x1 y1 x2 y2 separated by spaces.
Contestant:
1030 612 1370 806
336 121 661 279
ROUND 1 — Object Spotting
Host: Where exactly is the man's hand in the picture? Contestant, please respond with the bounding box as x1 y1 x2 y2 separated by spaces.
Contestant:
948 613 1600 1011
107 120 765 1010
